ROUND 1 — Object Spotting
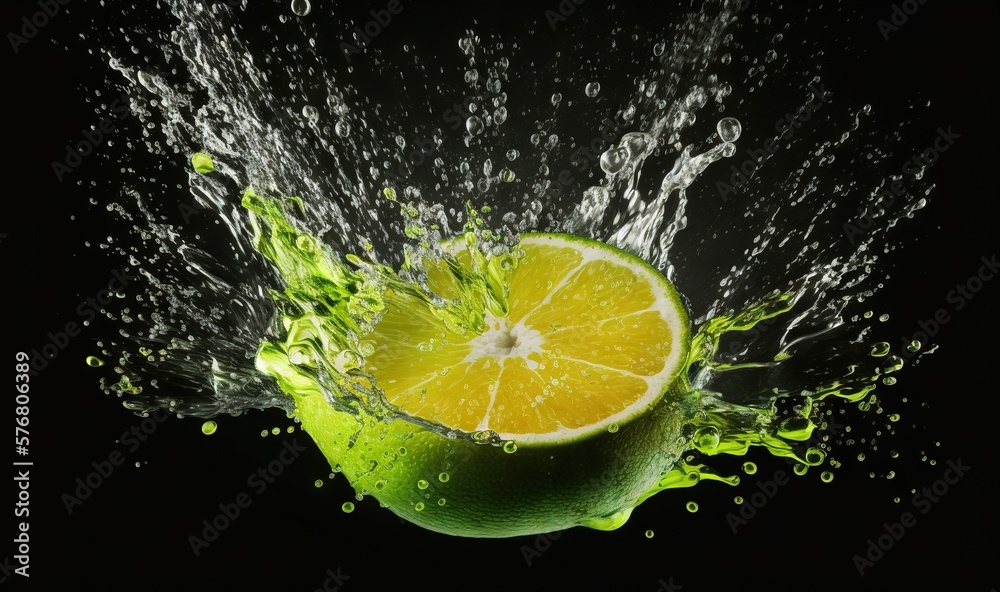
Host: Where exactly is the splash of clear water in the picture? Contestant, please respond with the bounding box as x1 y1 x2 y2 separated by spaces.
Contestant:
87 0 934 531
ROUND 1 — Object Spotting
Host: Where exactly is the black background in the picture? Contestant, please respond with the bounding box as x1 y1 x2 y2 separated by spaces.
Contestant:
3 1 998 591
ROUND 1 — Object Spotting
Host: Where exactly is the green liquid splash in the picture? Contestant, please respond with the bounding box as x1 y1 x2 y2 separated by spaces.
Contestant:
85 1 928 538
241 187 897 536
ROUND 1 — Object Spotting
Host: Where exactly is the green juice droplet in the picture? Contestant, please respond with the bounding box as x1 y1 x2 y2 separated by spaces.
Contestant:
201 421 217 435
191 152 214 174
341 502 355 513
685 501 698 513
86 356 104 367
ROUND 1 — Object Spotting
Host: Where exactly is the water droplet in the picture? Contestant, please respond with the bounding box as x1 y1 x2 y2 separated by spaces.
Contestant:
551 92 562 106
314 479 323 488
335 121 351 137
503 441 517 453
506 149 519 161
685 501 699 513
644 529 654 538
820 471 834 483
290 0 311 16
694 426 721 451
341 502 355 513
295 235 315 252
600 146 629 175
906 340 921 352
870 342 890 357
466 115 484 135
793 463 808 476
653 41 666 56
417 479 429 490
271 427 281 435
585 82 601 97
716 117 742 142
742 462 757 475
607 422 620 433
302 105 318 123
86 356 104 367
805 447 824 465
415 502 425 511
438 472 450 483
734 496 744 504
437 498 446 506
499 168 515 183
464 69 479 84
201 421 217 435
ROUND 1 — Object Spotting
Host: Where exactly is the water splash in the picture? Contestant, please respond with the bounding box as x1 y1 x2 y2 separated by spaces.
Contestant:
86 0 934 534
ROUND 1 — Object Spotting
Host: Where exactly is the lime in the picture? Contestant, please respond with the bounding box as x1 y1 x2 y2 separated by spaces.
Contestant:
293 232 690 537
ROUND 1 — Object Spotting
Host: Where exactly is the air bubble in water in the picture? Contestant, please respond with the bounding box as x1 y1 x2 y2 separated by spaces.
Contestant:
585 82 601 97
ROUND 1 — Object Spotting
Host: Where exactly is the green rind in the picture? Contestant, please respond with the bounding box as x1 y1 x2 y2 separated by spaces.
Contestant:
294 377 689 538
